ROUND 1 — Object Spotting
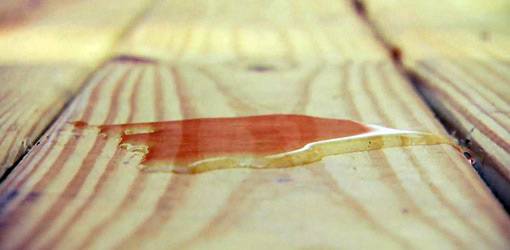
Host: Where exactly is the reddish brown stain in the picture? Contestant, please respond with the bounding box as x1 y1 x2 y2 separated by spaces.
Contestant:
98 114 372 166
72 121 88 129
71 114 453 174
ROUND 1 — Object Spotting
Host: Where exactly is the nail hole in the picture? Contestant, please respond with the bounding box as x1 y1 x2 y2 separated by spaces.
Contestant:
480 31 490 41
247 64 276 72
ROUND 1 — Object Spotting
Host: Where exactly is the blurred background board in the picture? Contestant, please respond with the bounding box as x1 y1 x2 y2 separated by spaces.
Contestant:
360 0 510 62
0 0 153 64
361 0 510 198
115 0 387 63
0 0 509 249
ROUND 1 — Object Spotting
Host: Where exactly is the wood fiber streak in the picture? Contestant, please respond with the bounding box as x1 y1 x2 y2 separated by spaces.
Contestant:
0 60 508 250
0 0 156 174
362 0 510 181
1 0 509 249
0 65 88 174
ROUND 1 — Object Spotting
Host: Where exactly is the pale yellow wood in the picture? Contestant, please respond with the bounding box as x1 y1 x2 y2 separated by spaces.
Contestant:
0 0 154 173
1 59 509 250
362 0 510 62
0 0 153 64
0 1 509 250
362 0 510 181
116 0 387 63
0 64 88 173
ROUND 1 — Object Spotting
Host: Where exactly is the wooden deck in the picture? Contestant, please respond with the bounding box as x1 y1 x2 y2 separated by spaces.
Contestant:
0 0 509 249
362 0 510 203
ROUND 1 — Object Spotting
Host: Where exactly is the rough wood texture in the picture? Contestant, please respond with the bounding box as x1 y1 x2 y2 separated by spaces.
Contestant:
0 59 509 249
0 0 153 173
362 0 510 183
0 64 88 173
0 0 509 249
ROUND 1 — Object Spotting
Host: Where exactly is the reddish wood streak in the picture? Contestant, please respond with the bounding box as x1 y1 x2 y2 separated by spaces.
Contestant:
110 66 198 248
77 172 148 249
419 62 510 152
154 67 165 120
0 95 23 122
451 61 509 106
307 166 413 248
376 62 442 132
13 66 135 249
177 63 364 248
42 67 147 248
379 62 509 247
6 66 115 194
115 175 192 249
0 108 25 147
476 61 510 86
170 67 196 118
175 172 275 248
421 62 509 132
104 70 133 123
41 151 127 249
0 130 80 247
403 149 500 247
292 67 321 113
361 63 469 248
80 68 122 122
127 69 145 122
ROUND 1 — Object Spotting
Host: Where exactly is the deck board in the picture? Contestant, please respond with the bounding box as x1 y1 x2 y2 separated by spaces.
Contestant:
0 0 154 173
0 64 88 174
1 60 508 249
115 0 387 63
362 0 510 184
0 0 509 249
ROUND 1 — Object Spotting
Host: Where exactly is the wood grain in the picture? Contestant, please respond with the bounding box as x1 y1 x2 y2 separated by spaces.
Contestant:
0 64 88 174
0 59 508 249
361 0 510 184
116 0 387 63
1 0 509 249
0 0 155 173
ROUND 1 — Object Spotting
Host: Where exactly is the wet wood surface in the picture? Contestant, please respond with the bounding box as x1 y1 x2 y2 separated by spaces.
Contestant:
0 0 509 249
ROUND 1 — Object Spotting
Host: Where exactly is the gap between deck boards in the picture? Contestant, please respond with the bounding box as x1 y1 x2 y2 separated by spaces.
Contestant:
349 0 510 211
0 0 160 185
0 0 507 215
